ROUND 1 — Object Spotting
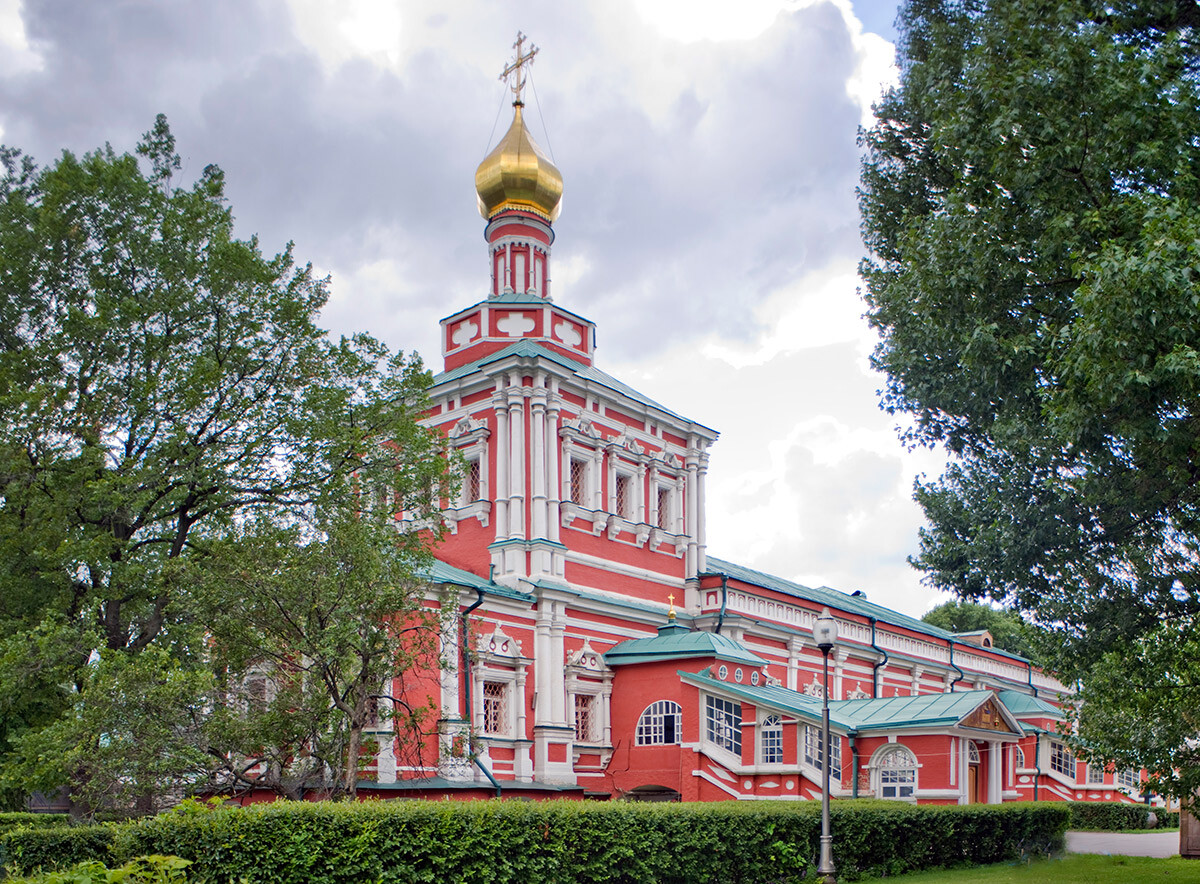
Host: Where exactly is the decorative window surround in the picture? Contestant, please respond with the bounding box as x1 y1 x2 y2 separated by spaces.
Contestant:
873 745 918 800
565 639 613 767
472 625 531 745
445 415 491 533
760 715 784 766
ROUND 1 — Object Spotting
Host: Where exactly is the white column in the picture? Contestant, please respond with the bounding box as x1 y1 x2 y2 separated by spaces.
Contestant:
492 384 509 539
958 739 970 804
696 449 709 574
591 447 604 512
685 442 699 578
530 378 548 541
787 638 805 691
988 741 1003 804
546 384 562 542
534 609 552 725
550 609 567 725
507 373 525 540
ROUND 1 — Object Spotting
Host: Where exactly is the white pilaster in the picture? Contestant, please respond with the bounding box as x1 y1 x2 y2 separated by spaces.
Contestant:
988 741 1003 804
507 373 525 541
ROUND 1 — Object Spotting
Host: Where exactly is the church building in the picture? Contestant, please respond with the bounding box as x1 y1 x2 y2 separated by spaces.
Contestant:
363 39 1139 808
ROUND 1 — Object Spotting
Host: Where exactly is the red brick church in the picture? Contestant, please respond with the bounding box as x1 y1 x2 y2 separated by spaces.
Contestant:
362 40 1139 808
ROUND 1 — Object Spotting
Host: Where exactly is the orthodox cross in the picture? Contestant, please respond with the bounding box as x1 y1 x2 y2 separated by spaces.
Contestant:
500 31 538 104
667 593 676 619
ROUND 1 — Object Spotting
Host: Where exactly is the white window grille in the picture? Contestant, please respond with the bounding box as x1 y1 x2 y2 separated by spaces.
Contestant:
1086 763 1106 785
614 473 632 519
464 457 482 504
574 694 597 743
804 725 842 779
636 700 682 745
482 681 509 736
570 458 589 506
1014 746 1026 769
656 486 672 530
1050 741 1076 778
705 696 741 756
968 742 980 764
878 746 917 799
760 715 783 765
1117 769 1139 791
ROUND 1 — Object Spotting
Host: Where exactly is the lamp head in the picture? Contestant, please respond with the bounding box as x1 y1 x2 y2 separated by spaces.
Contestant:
814 607 838 653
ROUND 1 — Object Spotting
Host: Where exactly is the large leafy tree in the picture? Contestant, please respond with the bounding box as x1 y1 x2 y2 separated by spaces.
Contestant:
921 600 1044 663
861 0 1200 798
0 116 451 811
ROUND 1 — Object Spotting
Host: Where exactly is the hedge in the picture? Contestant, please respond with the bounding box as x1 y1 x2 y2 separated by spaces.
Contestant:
0 814 69 836
3 799 1070 883
1067 801 1180 830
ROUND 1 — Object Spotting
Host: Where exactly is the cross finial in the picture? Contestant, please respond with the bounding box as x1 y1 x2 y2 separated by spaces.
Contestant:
667 593 676 620
499 31 538 105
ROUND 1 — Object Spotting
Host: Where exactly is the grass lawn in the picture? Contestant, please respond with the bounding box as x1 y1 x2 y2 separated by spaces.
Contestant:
888 854 1200 882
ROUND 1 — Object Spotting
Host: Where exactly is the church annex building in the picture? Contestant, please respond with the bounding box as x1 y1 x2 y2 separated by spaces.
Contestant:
352 43 1139 808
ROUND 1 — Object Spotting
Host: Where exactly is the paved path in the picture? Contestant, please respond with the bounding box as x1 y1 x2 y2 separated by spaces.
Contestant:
1065 830 1179 858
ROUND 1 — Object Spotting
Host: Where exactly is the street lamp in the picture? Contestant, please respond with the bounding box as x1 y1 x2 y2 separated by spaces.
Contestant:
814 607 838 884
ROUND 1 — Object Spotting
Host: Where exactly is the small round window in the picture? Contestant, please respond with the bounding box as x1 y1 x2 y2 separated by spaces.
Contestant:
717 665 728 680
734 668 744 683
751 671 760 686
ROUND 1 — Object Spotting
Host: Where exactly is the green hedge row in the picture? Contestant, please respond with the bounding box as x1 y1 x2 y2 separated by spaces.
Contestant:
0 814 69 836
1067 801 1179 830
3 799 1070 883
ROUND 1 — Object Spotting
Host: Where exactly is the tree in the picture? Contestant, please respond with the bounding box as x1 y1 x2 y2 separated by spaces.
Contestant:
0 116 452 811
196 502 447 801
860 0 1200 799
920 600 1044 663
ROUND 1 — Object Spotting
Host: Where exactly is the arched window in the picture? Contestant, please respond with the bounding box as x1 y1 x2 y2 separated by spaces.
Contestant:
760 715 783 764
636 700 682 745
1014 746 1026 769
967 742 980 764
877 746 917 799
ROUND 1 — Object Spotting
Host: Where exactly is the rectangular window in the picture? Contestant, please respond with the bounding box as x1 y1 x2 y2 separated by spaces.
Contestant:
881 767 915 799
803 725 842 779
1050 741 1075 778
570 458 588 506
760 715 783 765
464 458 481 504
1117 769 1139 791
656 486 672 530
575 694 596 743
1086 763 1105 785
482 681 509 736
615 473 631 519
705 696 742 756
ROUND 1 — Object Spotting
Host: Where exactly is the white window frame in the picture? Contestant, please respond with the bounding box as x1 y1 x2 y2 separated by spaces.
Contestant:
875 746 918 800
636 700 682 745
1086 762 1106 785
1050 741 1076 779
704 695 742 758
803 725 842 780
759 714 784 765
1117 769 1139 791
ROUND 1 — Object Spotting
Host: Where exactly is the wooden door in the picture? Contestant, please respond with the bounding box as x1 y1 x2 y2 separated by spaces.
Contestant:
967 767 977 804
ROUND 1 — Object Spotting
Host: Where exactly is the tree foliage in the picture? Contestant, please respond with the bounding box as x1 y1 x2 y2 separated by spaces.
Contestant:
920 600 1044 663
861 0 1200 798
0 116 452 811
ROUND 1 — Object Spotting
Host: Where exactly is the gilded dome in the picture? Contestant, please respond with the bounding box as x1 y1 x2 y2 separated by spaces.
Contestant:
475 104 563 222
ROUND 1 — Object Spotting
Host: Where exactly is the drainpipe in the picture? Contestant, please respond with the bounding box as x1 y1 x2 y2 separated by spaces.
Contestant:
948 640 965 693
869 618 888 698
715 575 729 635
461 584 502 797
849 735 860 798
1033 733 1042 801
1026 661 1038 699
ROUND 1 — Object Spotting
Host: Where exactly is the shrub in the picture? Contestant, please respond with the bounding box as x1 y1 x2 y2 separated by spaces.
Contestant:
1067 801 1179 830
2 826 115 875
0 814 70 836
4 799 1071 883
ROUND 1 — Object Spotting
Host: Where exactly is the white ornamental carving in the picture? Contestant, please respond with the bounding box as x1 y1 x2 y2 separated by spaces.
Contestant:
496 312 536 336
451 318 479 348
450 416 489 439
553 320 582 347
478 625 523 658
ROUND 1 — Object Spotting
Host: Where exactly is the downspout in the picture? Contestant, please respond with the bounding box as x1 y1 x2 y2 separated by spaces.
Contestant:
869 618 888 698
714 575 729 635
462 583 502 797
1033 732 1042 801
849 734 860 799
1026 661 1038 699
948 640 965 693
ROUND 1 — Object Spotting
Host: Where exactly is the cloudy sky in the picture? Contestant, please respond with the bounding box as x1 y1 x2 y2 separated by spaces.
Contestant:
0 0 954 618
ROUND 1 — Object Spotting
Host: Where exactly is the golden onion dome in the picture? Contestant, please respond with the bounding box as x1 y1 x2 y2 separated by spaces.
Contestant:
475 103 563 222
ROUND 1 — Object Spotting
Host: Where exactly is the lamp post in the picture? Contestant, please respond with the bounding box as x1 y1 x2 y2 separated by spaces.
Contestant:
814 607 838 884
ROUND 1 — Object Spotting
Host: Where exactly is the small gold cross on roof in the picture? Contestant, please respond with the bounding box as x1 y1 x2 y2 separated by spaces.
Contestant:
667 593 676 619
499 31 538 105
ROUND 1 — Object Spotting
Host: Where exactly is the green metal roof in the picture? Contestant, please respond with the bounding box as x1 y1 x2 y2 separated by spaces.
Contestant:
431 340 716 435
704 558 1032 666
680 670 1023 735
997 690 1063 718
827 691 1009 730
605 628 768 667
422 558 535 603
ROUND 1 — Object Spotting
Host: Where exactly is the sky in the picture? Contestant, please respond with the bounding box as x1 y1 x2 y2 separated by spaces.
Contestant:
0 0 956 618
